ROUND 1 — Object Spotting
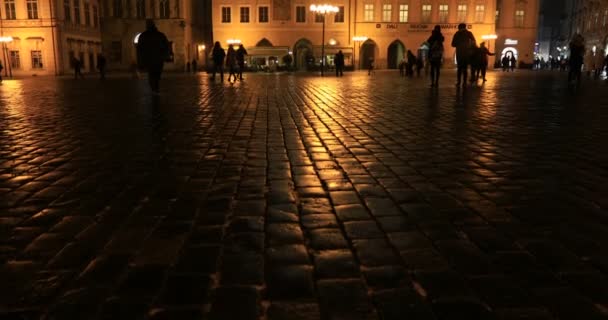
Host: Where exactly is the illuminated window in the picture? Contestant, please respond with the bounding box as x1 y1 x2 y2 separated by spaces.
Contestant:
422 4 432 23
64 0 71 20
382 4 392 22
84 2 90 25
27 0 38 19
399 4 408 22
221 7 231 23
364 4 374 22
159 0 170 18
136 0 145 18
439 4 448 23
93 4 98 27
315 13 323 23
5 0 16 20
335 6 344 22
259 6 269 22
10 51 20 69
113 0 122 17
240 7 249 23
457 4 467 22
475 5 485 22
73 0 80 23
515 9 524 27
296 6 306 22
31 51 43 69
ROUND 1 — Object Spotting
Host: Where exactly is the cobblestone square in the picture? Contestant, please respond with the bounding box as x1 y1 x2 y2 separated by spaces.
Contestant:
1 71 608 319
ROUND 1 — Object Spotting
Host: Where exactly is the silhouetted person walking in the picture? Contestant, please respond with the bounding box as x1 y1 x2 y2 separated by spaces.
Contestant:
478 42 494 82
334 50 345 77
510 56 516 72
568 34 585 86
368 57 374 75
451 23 476 87
427 25 444 87
502 56 510 72
137 19 170 94
226 44 237 83
97 53 107 80
0 61 3 82
192 59 197 73
236 44 248 80
73 57 84 79
406 50 416 77
211 41 226 81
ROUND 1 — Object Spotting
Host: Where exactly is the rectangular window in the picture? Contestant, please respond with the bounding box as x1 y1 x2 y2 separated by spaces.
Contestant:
422 4 432 23
399 4 408 22
296 6 305 22
10 51 20 69
259 6 268 22
159 0 169 18
113 0 122 17
221 6 231 23
240 7 249 23
136 0 145 18
93 5 98 27
31 51 43 69
364 4 374 22
84 2 90 25
382 4 392 22
515 9 524 27
475 5 485 22
5 0 16 19
27 0 38 19
74 0 80 23
64 0 71 21
334 6 344 22
457 4 467 22
439 4 448 23
315 13 323 23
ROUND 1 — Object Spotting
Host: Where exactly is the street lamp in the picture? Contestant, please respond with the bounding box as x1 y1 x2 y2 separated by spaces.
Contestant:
352 36 368 70
310 4 339 76
0 36 13 78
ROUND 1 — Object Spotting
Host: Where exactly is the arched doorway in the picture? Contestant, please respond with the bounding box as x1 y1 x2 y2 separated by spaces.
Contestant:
501 47 519 62
293 38 313 71
360 39 377 70
387 40 405 69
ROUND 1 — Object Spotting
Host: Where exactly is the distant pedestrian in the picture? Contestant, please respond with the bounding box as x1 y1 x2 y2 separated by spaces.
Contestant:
502 56 510 72
368 57 375 75
415 55 424 77
427 25 444 87
236 44 248 80
211 41 226 81
334 50 345 77
97 53 107 80
73 57 84 79
0 60 3 82
186 61 191 72
226 44 237 83
136 19 170 94
568 33 585 85
477 42 495 82
192 59 198 73
451 23 476 87
510 56 516 71
398 59 406 77
406 50 416 77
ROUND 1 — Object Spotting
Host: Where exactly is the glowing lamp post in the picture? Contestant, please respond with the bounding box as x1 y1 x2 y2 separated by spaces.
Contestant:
0 36 14 78
310 4 339 76
352 36 368 70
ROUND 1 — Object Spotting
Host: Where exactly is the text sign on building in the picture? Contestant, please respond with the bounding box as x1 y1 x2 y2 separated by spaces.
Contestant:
505 39 518 45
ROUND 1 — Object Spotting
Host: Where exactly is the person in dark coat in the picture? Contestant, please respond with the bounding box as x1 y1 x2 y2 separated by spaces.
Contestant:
406 50 416 77
226 44 237 83
427 25 444 87
73 57 84 79
451 23 476 87
191 59 197 73
236 44 248 80
478 42 494 81
470 45 482 82
334 50 345 77
97 53 107 80
136 19 170 94
510 55 516 71
568 34 585 85
211 41 226 81
502 56 510 72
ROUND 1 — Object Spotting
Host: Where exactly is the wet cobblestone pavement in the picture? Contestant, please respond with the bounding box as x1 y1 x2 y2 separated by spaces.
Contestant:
1 71 608 320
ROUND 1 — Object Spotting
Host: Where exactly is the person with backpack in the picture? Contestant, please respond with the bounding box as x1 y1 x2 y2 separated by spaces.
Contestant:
427 25 444 87
451 23 476 87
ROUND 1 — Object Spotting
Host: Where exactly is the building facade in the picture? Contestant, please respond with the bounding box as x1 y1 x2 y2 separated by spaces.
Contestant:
570 0 608 68
99 0 205 71
212 0 540 70
0 0 102 76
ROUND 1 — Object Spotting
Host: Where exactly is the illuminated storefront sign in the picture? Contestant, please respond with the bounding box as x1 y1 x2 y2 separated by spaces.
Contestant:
505 38 518 45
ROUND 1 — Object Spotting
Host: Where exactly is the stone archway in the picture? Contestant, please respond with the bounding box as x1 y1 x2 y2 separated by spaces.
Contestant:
387 40 406 69
360 39 378 70
293 38 313 71
256 38 273 47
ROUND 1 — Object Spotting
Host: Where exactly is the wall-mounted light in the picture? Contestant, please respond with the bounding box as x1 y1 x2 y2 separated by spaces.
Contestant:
227 39 241 45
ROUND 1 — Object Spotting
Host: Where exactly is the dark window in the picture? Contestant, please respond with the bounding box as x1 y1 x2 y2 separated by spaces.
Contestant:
221 7 231 23
159 0 169 18
5 0 16 20
10 51 20 69
27 0 38 19
64 0 71 21
93 5 98 27
113 0 122 17
31 51 43 69
334 6 344 22
84 2 90 25
136 0 145 18
296 6 305 22
240 7 249 23
315 13 324 23
259 6 268 22
74 0 81 23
